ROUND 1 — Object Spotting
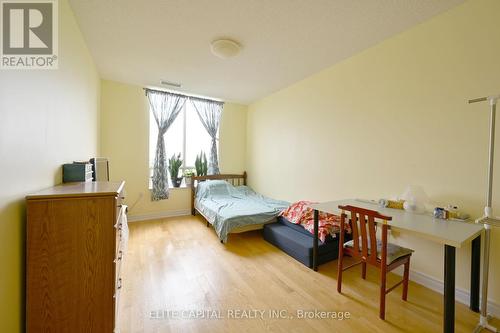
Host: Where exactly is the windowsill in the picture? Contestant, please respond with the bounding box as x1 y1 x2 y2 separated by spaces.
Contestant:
148 181 193 191
148 186 191 191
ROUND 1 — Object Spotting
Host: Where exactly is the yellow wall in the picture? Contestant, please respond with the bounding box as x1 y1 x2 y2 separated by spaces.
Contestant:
100 80 247 218
0 0 100 331
247 0 500 304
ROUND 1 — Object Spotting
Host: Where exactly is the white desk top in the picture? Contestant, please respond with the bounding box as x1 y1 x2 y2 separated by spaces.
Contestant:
310 199 483 248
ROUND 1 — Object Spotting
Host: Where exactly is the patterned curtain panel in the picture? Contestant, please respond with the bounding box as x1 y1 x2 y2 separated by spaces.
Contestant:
146 89 187 201
191 98 224 174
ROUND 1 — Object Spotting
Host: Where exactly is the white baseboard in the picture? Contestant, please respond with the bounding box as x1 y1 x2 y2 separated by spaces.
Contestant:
127 209 191 222
395 268 500 317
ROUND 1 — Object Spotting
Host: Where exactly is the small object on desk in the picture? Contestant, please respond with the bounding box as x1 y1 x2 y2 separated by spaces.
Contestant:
446 205 459 219
446 205 470 220
378 199 405 210
434 207 449 219
433 205 470 221
62 163 93 183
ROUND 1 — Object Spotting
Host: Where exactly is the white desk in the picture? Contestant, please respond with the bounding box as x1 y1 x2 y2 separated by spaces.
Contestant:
310 199 483 333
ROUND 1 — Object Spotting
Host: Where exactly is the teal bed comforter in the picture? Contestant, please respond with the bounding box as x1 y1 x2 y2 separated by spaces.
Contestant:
195 180 289 242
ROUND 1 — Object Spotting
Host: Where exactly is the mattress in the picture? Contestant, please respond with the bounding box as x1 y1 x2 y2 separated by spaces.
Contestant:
195 180 289 242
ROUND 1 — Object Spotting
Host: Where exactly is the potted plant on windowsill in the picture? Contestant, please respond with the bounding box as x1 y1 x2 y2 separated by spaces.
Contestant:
195 151 208 180
168 153 183 188
183 168 195 186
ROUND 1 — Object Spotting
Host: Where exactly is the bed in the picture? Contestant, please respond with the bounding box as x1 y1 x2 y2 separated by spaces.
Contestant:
190 173 289 242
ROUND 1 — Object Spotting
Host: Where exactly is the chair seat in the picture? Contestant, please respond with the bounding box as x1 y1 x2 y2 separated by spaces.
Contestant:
344 239 413 264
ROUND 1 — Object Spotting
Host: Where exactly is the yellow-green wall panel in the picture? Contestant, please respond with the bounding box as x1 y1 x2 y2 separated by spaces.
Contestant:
247 0 500 304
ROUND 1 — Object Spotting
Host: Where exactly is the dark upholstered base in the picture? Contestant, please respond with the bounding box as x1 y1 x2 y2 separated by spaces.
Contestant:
263 217 339 268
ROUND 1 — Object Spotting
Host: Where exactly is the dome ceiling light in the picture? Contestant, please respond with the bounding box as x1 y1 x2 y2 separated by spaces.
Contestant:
210 39 241 59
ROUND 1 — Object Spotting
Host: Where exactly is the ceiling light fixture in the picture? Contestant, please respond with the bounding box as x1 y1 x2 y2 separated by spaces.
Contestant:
160 80 182 88
210 39 241 59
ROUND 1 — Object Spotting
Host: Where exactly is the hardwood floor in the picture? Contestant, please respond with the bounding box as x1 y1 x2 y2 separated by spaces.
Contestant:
120 216 498 333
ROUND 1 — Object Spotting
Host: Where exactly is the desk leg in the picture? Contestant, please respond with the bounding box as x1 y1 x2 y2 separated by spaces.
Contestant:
470 235 481 312
313 209 319 271
444 245 456 333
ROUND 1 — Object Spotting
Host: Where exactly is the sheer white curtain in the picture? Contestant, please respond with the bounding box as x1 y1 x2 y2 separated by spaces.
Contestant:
146 89 187 200
190 98 224 174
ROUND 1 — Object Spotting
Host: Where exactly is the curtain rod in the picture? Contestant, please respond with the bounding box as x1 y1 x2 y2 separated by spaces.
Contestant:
143 87 224 104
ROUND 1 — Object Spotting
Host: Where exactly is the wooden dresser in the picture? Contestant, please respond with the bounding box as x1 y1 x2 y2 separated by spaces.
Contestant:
26 181 127 332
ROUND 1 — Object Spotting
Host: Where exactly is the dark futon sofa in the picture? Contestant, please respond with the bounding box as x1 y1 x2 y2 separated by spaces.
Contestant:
263 216 345 269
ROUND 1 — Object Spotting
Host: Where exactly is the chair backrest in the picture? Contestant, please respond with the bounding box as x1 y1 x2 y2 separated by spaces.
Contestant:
338 205 392 265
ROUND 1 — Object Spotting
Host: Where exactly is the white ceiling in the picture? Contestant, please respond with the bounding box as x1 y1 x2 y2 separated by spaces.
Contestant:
69 0 464 104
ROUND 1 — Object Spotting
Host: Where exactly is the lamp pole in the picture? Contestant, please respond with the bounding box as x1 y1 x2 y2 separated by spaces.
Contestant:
469 94 500 333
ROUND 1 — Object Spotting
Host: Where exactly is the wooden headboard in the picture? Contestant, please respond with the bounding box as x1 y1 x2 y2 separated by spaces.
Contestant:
190 172 247 215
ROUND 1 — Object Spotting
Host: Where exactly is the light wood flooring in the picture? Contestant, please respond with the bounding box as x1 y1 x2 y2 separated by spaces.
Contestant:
119 215 498 333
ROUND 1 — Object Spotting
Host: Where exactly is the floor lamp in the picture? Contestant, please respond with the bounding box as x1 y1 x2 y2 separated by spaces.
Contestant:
469 94 500 333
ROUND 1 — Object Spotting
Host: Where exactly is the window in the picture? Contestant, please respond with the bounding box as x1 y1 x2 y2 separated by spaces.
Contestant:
149 101 216 186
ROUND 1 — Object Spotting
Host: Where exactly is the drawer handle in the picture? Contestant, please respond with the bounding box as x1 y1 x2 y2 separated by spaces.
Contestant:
117 278 122 290
115 250 123 262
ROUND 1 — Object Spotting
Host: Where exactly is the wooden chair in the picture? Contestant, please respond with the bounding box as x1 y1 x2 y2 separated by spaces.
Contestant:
337 205 413 320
